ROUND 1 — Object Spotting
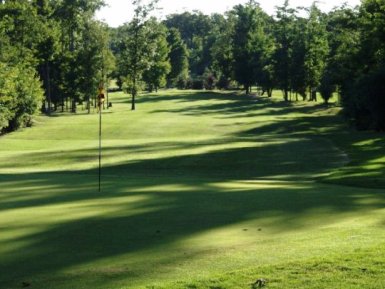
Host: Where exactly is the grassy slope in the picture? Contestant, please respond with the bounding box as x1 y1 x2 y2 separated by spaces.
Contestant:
0 90 384 289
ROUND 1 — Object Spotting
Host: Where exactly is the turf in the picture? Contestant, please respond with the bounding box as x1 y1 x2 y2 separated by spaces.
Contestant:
0 90 384 289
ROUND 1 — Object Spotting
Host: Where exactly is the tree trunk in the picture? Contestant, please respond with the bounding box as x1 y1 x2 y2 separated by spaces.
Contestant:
87 94 91 114
131 75 136 110
131 92 136 110
71 99 76 113
106 82 109 109
309 87 317 102
245 85 250 95
284 89 289 102
46 61 52 115
313 89 317 102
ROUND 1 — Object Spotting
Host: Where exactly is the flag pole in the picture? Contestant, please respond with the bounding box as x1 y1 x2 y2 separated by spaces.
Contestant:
98 82 105 192
99 104 102 192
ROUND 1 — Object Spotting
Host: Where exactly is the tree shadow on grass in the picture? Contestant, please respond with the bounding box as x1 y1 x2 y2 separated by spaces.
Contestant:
0 135 345 209
138 90 333 118
153 98 334 119
1 135 385 288
120 90 231 106
1 165 385 289
1 91 384 288
137 90 245 104
234 110 385 188
321 134 385 188
99 90 385 189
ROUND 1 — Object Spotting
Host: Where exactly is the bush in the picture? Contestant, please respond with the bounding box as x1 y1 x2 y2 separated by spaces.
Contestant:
190 78 204 90
0 62 43 133
203 70 216 90
341 67 385 131
176 76 188 89
216 75 230 90
364 67 385 130
319 71 335 104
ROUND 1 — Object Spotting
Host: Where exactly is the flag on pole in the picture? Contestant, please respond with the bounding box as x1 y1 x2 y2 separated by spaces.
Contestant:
98 86 105 112
98 82 104 192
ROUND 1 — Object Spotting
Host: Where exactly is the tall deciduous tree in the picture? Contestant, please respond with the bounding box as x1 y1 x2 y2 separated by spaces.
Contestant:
33 0 60 114
77 20 114 113
273 0 296 101
319 5 359 104
231 0 271 94
142 21 170 92
0 0 44 133
211 13 235 89
166 28 189 88
290 16 307 100
119 0 158 110
53 0 105 112
304 3 329 101
164 12 214 82
340 0 385 130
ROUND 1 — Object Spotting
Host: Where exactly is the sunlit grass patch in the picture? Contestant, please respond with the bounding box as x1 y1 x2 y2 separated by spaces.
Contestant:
0 90 384 289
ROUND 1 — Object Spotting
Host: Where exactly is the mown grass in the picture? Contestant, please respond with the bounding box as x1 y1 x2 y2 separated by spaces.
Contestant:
0 90 384 289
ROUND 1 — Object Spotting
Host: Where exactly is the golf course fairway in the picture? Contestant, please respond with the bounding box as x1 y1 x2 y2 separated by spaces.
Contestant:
0 90 384 289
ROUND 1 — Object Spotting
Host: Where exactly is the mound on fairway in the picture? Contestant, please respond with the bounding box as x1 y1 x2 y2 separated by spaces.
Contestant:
0 90 384 289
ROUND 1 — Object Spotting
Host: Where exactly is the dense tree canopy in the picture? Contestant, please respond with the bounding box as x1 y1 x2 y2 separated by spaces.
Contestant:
165 28 189 88
1 0 385 133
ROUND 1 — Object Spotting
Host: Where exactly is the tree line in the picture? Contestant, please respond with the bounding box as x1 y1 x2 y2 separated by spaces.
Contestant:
0 0 113 133
1 0 384 134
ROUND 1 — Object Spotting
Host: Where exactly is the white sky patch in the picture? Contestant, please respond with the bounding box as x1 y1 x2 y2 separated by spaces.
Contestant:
96 0 361 27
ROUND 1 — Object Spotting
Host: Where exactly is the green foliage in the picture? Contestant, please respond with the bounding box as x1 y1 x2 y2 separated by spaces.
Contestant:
0 1 45 132
75 19 114 113
142 22 171 91
202 68 217 90
273 0 296 100
2 0 385 134
166 28 189 88
164 11 214 77
288 17 308 99
117 0 159 110
325 6 360 86
0 0 42 59
164 11 213 47
0 0 112 126
319 69 335 104
231 1 272 94
49 0 108 112
342 67 385 130
0 62 44 132
210 14 234 89
340 0 385 130
304 3 329 101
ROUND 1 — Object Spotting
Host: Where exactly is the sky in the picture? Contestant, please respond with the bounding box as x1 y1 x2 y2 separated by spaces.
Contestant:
95 0 361 28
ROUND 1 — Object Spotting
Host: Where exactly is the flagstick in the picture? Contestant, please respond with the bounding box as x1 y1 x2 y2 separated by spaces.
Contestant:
98 104 102 192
